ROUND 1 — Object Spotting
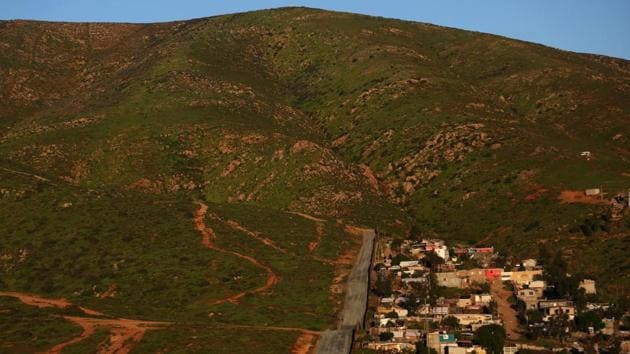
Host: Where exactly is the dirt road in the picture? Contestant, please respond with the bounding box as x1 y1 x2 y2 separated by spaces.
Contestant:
0 292 169 353
490 280 520 340
194 202 279 305
315 229 375 354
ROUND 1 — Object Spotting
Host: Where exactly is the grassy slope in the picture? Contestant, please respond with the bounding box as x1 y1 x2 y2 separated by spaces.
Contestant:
0 7 629 352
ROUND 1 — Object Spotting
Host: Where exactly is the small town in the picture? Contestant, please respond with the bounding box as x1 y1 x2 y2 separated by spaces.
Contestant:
358 237 630 353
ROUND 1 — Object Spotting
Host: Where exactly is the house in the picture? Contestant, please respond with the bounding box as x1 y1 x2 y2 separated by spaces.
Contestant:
432 306 450 316
447 347 468 354
484 268 502 281
427 332 457 354
527 281 546 298
405 329 421 342
542 304 576 322
471 293 492 305
522 259 537 268
509 269 543 285
367 342 415 352
402 277 427 285
434 245 450 260
399 260 419 268
517 288 538 302
450 314 493 326
424 239 450 260
503 345 519 354
436 272 464 288
392 306 409 318
579 279 597 295
459 269 487 284
468 247 494 254
391 329 405 340
456 298 472 308
381 297 395 306
602 318 616 336
537 299 574 309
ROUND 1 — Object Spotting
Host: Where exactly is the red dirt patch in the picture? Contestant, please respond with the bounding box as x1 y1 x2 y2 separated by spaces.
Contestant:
292 332 318 354
0 291 71 309
558 190 608 205
99 283 117 299
525 187 549 201
359 164 380 193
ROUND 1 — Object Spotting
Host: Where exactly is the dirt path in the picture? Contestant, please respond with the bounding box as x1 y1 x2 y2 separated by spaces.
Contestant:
0 292 169 353
194 202 279 305
490 280 520 340
308 223 325 252
558 190 608 205
288 211 326 223
59 316 170 354
0 166 53 183
46 318 96 354
224 219 287 254
288 211 326 252
0 291 72 309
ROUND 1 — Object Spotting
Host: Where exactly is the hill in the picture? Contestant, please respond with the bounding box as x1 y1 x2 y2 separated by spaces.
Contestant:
1 7 629 353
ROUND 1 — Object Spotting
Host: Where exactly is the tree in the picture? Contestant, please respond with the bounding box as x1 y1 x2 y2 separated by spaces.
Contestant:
379 332 394 341
385 310 399 319
575 311 604 332
374 273 393 297
548 313 572 343
416 342 438 354
473 324 506 354
391 253 411 266
441 315 460 330
401 293 420 314
422 252 445 272
526 309 544 324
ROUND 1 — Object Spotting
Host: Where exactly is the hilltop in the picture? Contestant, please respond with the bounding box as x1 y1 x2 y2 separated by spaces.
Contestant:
0 7 629 353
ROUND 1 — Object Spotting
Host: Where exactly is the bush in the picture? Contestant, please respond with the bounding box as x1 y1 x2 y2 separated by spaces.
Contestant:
379 332 394 341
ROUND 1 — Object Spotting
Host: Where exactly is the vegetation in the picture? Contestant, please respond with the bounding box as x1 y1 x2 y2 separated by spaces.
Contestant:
473 324 506 354
0 6 629 352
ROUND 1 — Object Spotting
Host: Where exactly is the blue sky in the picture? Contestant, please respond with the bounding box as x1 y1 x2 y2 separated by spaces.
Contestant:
2 0 629 59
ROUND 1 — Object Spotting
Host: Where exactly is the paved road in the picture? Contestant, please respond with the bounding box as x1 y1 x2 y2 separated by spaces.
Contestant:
316 229 375 354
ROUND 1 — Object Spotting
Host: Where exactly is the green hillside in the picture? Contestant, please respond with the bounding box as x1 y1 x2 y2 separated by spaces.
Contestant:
1 7 629 352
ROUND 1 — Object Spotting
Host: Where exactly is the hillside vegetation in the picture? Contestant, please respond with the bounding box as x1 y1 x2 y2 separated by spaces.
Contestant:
1 7 629 352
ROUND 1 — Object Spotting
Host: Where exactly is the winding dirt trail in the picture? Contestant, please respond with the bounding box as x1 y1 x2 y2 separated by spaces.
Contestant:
0 292 169 353
194 202 279 305
47 318 96 354
0 291 72 309
224 219 287 254
288 211 326 252
59 316 169 354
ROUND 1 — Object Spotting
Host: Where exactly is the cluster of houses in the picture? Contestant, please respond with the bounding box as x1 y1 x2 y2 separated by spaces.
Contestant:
363 237 627 353
366 239 505 353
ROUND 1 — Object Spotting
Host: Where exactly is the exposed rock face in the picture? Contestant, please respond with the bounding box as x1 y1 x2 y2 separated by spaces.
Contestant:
383 124 490 202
